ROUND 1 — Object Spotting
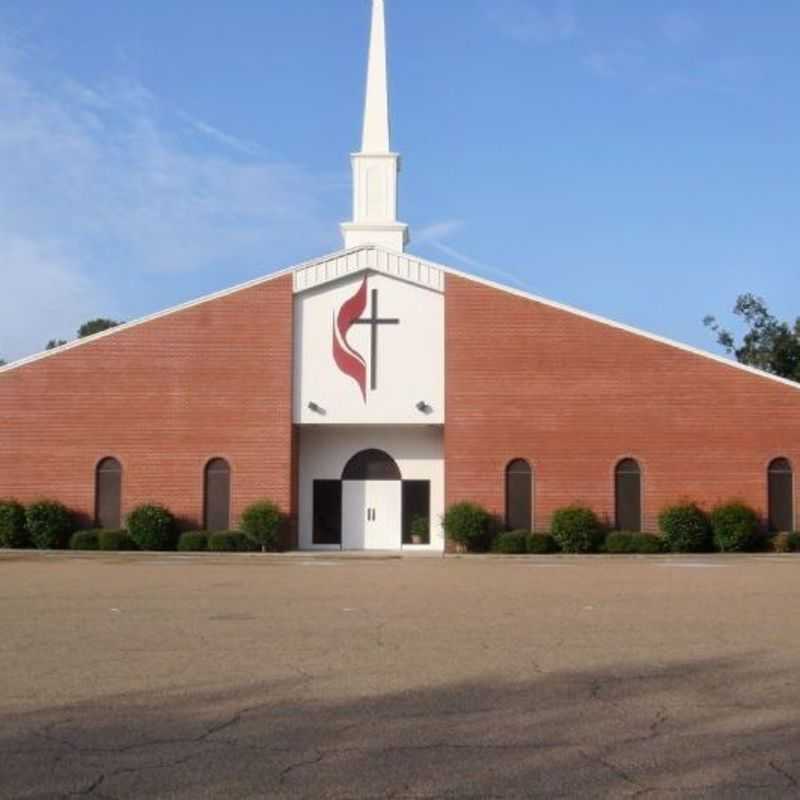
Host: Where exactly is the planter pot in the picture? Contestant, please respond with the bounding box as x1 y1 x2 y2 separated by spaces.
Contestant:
411 535 424 545
452 541 467 554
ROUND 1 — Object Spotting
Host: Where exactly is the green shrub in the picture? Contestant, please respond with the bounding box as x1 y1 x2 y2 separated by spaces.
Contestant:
526 532 559 554
770 532 793 553
126 505 177 551
710 502 761 552
70 530 100 550
605 532 636 554
178 531 209 552
98 530 137 551
551 505 604 554
410 515 429 543
240 500 284 552
658 503 712 553
631 533 665 554
442 502 494 552
788 533 800 553
492 530 528 554
25 500 73 550
605 532 664 554
0 499 29 548
208 531 255 552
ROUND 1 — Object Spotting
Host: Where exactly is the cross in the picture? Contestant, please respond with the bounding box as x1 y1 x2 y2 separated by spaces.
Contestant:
353 288 399 392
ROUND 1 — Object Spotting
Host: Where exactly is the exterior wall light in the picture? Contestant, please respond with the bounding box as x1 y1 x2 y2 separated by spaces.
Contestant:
416 401 432 414
308 402 326 415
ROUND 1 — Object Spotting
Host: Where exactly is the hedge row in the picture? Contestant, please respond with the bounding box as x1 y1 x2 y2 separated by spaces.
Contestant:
447 500 797 555
0 498 285 552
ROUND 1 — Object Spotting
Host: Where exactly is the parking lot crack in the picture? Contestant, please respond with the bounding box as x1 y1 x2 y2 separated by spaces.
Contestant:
579 750 643 791
769 760 799 789
279 749 325 783
65 772 105 798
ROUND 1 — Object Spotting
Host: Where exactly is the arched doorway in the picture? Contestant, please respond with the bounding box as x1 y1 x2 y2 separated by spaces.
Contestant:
341 449 403 550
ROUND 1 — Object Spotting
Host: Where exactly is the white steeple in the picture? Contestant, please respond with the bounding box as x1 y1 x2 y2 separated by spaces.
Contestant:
341 0 409 252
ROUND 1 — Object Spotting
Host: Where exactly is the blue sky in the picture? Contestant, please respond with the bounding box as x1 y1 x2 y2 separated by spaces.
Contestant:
0 1 797 362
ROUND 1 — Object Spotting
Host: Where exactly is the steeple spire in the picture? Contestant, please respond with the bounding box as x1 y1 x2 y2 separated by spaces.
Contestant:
341 0 409 252
362 0 391 153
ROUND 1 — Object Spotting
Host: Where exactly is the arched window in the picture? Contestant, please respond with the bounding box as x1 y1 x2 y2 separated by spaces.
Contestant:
505 459 532 531
342 449 401 481
95 457 122 530
615 459 642 532
204 458 231 532
768 458 794 532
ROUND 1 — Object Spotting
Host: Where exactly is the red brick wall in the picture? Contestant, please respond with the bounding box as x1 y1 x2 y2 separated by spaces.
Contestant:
445 274 800 533
0 275 295 533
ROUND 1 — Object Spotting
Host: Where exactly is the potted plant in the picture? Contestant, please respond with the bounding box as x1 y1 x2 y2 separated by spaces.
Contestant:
410 515 429 545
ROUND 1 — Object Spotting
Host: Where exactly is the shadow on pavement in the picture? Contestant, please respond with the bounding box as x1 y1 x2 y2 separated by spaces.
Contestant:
3 655 800 799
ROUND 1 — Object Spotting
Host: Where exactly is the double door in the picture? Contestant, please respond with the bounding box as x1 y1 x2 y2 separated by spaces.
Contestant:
312 479 430 549
342 480 402 550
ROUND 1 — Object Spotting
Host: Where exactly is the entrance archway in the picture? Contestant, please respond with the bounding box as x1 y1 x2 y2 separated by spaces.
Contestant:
342 449 402 481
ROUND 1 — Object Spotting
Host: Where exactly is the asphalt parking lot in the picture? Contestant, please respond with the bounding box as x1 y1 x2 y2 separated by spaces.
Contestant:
2 551 800 799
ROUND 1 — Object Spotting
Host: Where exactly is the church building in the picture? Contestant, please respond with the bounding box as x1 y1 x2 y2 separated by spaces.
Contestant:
1 0 798 552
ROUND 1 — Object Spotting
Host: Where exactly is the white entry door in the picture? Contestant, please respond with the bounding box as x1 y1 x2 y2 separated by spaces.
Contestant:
342 480 402 550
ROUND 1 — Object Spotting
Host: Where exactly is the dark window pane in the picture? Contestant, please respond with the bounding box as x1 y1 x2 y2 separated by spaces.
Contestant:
615 459 642 531
505 459 532 531
95 457 122 530
342 449 401 481
768 458 794 532
204 458 231 532
403 481 430 544
313 481 342 545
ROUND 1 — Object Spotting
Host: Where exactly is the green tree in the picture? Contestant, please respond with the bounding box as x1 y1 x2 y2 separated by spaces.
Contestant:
704 294 800 383
44 318 122 352
78 318 122 338
0 359 6 367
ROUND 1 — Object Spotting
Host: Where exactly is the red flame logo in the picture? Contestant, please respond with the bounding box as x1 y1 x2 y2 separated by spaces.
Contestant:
332 277 368 402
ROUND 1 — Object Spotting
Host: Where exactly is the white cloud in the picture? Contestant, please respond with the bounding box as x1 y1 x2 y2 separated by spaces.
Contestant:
0 39 339 362
0 232 108 359
430 241 530 291
411 218 530 292
489 0 577 45
413 220 465 246
177 110 265 157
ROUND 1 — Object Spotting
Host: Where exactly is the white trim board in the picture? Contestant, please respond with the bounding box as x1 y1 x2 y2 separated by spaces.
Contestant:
2 243 799 394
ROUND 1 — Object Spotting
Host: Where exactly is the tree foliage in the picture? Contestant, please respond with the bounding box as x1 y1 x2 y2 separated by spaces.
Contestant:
45 318 122 352
705 294 800 382
78 318 122 338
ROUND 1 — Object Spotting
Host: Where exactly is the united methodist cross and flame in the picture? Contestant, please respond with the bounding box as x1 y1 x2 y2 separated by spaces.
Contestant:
332 276 399 403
